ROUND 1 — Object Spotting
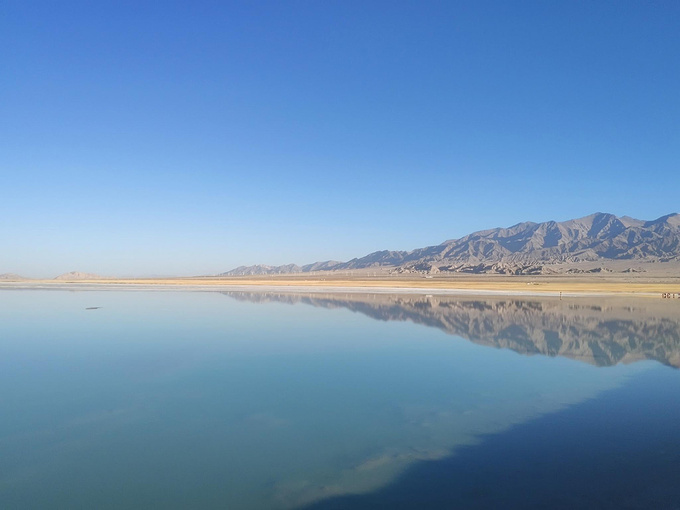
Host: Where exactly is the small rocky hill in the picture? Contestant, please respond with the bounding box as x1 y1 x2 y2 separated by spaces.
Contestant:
0 273 28 281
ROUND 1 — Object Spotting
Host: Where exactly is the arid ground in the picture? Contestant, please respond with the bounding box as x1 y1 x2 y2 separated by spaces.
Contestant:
3 272 680 298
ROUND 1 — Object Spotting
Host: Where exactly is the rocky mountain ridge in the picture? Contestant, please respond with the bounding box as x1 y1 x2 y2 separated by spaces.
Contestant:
222 212 680 276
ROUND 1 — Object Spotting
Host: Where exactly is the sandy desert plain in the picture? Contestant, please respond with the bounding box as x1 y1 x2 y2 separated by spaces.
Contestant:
3 269 680 298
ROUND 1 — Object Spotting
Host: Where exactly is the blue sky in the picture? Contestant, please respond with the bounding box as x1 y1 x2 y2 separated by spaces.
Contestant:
2 1 679 277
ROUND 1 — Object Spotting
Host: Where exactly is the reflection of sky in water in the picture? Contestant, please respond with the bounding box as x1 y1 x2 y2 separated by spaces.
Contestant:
0 291 666 509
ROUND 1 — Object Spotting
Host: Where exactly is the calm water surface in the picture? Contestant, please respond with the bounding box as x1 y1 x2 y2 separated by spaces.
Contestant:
1 289 679 509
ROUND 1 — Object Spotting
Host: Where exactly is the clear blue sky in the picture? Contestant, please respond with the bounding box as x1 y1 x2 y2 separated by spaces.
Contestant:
2 1 679 277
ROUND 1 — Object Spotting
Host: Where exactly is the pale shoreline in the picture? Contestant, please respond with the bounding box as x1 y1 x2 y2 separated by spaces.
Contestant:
1 275 679 298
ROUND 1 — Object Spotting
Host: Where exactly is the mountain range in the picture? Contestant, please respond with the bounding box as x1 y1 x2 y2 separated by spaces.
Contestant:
222 212 680 276
53 271 105 280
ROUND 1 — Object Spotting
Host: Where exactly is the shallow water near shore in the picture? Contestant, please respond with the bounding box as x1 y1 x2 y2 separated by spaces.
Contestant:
1 290 679 509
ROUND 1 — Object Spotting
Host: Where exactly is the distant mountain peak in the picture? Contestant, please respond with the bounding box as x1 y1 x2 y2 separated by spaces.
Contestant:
646 212 680 227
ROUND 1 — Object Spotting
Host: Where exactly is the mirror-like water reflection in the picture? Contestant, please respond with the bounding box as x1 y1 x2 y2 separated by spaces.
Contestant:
224 291 680 367
1 290 679 509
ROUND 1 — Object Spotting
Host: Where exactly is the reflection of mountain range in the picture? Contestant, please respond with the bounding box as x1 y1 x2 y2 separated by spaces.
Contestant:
224 292 680 368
